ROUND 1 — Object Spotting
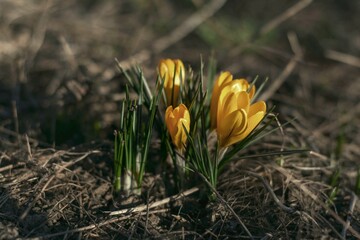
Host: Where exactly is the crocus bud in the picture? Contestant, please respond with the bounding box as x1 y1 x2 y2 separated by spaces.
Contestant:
158 59 185 106
165 104 190 151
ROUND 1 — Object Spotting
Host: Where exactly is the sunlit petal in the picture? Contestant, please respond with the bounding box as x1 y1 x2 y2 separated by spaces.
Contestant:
236 91 250 113
165 104 190 151
219 92 238 118
210 72 233 129
248 101 266 118
238 111 265 141
158 59 185 106
210 70 266 148
218 109 247 148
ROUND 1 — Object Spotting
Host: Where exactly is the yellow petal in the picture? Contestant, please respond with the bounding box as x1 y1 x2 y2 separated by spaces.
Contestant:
180 104 190 123
178 103 187 115
230 79 247 92
248 84 255 99
217 85 250 117
217 85 233 113
230 79 256 99
158 59 168 77
232 110 248 135
158 59 185 106
248 101 266 118
243 111 265 137
210 72 233 129
172 103 185 119
165 106 177 136
165 104 190 150
173 118 189 149
226 110 265 147
218 109 247 148
174 59 185 85
236 91 250 113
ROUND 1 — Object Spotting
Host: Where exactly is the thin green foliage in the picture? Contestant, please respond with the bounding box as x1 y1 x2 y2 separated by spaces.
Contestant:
182 58 218 189
205 56 217 104
326 168 341 206
113 57 306 199
113 64 161 195
355 168 360 196
334 129 345 160
252 77 268 101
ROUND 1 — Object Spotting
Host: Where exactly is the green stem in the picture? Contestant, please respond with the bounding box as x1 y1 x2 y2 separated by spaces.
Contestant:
218 147 228 164
176 153 186 189
114 177 121 193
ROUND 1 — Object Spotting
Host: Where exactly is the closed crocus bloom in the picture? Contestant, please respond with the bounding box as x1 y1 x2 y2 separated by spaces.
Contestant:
210 72 255 130
158 59 185 106
216 85 266 148
165 104 190 151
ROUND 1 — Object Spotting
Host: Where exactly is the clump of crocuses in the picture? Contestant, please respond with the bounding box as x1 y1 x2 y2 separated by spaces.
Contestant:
115 57 271 197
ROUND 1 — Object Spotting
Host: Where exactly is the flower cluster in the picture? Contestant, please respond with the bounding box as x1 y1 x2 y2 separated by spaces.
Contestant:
114 57 272 196
160 59 266 151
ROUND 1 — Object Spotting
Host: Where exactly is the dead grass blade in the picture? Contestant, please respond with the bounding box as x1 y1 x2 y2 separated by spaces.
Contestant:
272 164 360 239
259 32 302 101
260 0 313 35
325 50 360 68
109 187 199 216
198 173 254 240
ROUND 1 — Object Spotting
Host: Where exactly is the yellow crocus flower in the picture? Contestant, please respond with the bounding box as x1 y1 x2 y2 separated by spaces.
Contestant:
215 80 266 148
165 104 190 151
158 59 185 106
210 71 255 130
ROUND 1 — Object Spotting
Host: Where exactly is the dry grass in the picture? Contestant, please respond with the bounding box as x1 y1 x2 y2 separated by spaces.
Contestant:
1 0 360 239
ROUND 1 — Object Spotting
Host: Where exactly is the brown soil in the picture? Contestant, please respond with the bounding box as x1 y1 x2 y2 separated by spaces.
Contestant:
1 0 359 239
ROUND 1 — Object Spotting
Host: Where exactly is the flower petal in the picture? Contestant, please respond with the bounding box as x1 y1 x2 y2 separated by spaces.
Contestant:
165 104 190 151
226 110 265 146
173 118 189 149
158 59 185 106
248 101 266 118
236 91 250 113
230 79 248 92
165 106 177 136
174 59 185 85
210 72 233 129
218 109 247 148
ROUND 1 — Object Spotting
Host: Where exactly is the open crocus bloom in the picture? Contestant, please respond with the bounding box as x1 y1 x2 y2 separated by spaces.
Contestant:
165 104 190 151
158 59 185 106
210 71 255 130
214 79 266 148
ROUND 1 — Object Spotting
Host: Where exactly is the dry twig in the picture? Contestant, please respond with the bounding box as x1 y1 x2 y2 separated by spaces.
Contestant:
325 50 360 68
273 165 360 239
259 0 313 35
198 173 254 240
240 170 296 214
259 32 302 101
342 192 358 238
35 209 169 239
109 187 199 216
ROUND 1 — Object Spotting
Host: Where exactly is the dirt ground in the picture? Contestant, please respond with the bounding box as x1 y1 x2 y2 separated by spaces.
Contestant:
0 0 360 239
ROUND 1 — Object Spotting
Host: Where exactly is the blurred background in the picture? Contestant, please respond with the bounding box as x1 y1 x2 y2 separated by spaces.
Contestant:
0 0 359 153
1 1 360 238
